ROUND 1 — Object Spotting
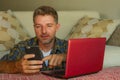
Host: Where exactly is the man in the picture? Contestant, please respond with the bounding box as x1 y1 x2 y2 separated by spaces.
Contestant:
0 6 68 74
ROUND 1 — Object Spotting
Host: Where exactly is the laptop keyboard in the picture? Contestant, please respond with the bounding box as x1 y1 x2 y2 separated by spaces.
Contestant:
41 69 65 76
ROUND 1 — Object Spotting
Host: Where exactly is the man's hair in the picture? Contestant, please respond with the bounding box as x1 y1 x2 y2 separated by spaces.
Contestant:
33 6 58 23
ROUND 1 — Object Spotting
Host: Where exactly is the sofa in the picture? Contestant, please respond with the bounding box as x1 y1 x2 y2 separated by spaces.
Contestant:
14 11 120 68
0 10 120 80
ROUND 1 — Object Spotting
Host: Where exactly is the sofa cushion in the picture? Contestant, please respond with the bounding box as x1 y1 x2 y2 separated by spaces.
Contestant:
103 45 120 68
0 10 29 51
0 50 10 59
66 16 120 41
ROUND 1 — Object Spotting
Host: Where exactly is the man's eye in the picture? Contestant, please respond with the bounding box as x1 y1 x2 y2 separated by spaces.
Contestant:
48 25 52 27
47 24 53 27
35 25 41 28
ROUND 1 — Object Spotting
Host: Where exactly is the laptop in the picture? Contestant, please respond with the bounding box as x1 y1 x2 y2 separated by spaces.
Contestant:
41 38 106 79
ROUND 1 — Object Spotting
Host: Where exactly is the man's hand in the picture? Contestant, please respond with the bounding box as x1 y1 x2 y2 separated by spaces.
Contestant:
15 54 43 74
42 53 66 68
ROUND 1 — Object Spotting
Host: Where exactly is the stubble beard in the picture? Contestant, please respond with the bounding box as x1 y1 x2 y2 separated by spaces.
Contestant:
39 37 55 45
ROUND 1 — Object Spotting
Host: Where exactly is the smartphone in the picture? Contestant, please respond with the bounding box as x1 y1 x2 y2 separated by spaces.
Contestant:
25 46 42 60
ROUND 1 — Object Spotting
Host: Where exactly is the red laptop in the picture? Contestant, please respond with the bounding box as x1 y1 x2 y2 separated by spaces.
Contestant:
41 38 106 79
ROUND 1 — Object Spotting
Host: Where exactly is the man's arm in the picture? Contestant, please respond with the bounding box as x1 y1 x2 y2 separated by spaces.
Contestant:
0 54 43 74
0 61 19 73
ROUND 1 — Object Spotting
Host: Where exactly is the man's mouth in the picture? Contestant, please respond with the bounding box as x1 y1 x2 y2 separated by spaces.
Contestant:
41 35 49 39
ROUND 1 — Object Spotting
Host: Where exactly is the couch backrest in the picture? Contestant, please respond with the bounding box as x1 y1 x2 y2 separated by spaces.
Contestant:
14 11 100 39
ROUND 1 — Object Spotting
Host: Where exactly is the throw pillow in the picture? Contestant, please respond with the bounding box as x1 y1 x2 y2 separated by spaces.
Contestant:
0 50 10 59
66 16 120 41
0 10 29 51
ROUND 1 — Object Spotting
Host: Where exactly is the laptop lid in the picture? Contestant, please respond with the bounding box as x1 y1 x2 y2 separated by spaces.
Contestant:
64 38 106 78
41 38 106 79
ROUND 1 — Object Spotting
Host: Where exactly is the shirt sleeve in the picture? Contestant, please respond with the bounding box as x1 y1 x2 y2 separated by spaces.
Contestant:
0 41 26 61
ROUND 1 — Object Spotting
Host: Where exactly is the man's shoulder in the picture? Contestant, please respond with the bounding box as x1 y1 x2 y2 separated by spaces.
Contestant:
56 37 68 44
15 37 37 47
55 38 68 48
54 37 68 53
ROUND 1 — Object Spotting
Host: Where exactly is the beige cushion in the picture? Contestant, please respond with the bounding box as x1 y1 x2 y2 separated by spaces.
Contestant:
0 10 29 51
66 16 120 41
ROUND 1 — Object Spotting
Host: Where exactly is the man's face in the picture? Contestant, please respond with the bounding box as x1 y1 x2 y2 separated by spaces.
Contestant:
34 15 60 44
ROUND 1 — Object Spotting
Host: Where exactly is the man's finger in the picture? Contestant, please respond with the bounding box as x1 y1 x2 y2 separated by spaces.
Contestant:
28 60 43 65
24 54 35 60
42 55 52 61
27 65 42 70
24 69 40 74
49 56 55 66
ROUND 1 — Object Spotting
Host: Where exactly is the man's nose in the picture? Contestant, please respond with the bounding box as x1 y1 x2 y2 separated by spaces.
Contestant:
41 27 47 34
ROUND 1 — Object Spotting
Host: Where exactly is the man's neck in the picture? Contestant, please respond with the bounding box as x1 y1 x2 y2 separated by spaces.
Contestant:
38 39 55 52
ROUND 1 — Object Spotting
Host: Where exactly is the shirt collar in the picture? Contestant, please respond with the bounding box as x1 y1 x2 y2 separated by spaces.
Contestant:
32 37 63 54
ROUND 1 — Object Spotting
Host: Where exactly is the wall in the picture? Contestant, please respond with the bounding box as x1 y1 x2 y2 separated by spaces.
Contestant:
0 0 120 19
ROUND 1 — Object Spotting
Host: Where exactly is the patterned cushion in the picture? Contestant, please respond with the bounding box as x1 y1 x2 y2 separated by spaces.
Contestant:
0 50 10 59
0 67 120 80
0 10 29 51
107 25 120 46
0 73 63 80
69 66 120 80
66 16 120 41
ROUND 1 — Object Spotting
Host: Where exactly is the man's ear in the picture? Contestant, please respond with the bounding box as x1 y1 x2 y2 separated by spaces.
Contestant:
56 23 60 31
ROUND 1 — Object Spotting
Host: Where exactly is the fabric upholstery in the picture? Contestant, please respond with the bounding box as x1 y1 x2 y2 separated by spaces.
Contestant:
66 16 120 41
0 67 120 80
0 10 29 51
107 25 120 46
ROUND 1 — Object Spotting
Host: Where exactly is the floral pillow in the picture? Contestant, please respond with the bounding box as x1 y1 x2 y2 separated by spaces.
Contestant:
66 16 120 41
0 10 30 51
